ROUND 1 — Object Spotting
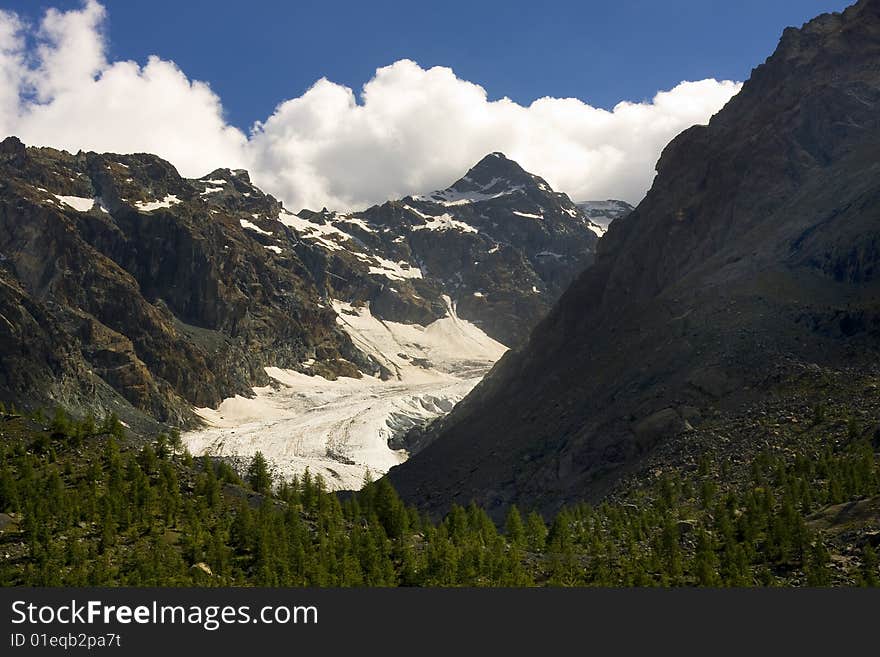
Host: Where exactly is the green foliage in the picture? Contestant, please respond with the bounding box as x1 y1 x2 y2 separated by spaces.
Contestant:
505 506 525 549
859 545 878 587
525 511 548 553
247 452 272 495
0 407 878 587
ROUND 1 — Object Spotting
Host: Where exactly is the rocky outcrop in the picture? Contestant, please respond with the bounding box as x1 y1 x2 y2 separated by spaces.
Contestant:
0 140 369 426
388 0 880 517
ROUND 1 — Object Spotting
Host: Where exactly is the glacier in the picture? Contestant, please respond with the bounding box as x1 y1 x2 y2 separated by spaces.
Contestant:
183 296 506 490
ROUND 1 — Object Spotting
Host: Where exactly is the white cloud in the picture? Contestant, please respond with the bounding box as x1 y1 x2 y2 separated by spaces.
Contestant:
0 9 25 130
0 1 741 211
1 1 247 178
31 0 106 102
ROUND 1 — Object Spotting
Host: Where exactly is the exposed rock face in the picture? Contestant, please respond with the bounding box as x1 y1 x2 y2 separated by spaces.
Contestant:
388 0 880 516
0 143 600 432
292 152 603 347
0 141 370 426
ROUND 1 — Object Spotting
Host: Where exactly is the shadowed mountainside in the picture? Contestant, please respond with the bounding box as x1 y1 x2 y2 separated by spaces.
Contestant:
388 0 880 517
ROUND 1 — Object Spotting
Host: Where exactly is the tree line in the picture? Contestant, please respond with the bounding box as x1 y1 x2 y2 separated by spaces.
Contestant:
0 408 877 586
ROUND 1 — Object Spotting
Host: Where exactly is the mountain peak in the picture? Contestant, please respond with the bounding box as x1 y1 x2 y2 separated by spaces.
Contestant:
460 151 530 186
420 152 553 206
475 151 512 165
201 167 252 185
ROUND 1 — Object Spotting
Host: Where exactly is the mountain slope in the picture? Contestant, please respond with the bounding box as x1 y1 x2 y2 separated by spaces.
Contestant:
0 139 371 427
388 0 880 516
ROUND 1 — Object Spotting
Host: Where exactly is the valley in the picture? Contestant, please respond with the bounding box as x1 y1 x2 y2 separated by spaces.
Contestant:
0 141 603 486
1 0 879 592
184 297 506 489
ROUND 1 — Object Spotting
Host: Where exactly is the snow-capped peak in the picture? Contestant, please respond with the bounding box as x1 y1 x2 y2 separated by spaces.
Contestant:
415 152 552 207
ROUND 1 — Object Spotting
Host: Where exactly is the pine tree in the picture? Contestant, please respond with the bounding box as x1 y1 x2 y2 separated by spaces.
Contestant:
805 540 831 586
372 478 407 539
548 522 579 585
505 505 526 549
525 511 548 552
198 456 221 508
859 544 878 587
247 452 272 495
169 428 183 454
693 529 721 586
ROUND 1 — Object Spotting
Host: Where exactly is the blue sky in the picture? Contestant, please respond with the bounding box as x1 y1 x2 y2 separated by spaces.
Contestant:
3 0 853 131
